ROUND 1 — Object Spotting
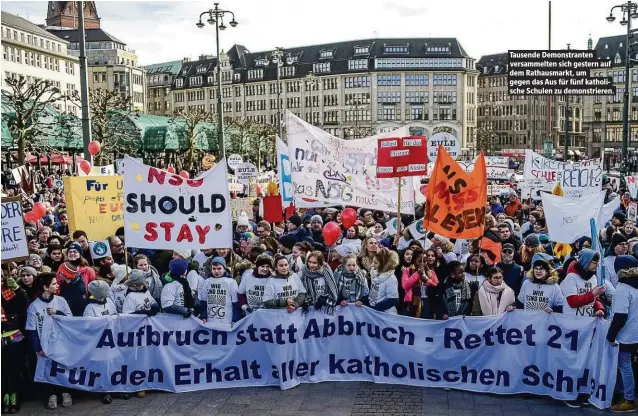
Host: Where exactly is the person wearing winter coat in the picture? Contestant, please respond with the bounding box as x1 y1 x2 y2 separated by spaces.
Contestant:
134 254 163 304
198 257 240 325
605 233 630 288
56 262 88 316
83 280 117 317
471 267 516 316
607 255 638 413
334 254 369 306
238 254 273 314
299 251 339 314
165 250 205 296
161 259 198 318
17 266 39 300
109 265 130 313
121 270 159 316
517 253 564 313
560 249 606 318
262 255 307 311
401 248 441 319
367 248 400 314
442 261 473 318
59 242 96 290
497 243 524 297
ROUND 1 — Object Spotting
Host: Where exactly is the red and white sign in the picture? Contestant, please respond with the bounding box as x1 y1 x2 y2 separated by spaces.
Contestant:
376 136 428 178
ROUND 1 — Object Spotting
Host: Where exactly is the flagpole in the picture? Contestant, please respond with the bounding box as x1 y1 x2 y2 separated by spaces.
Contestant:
396 178 402 235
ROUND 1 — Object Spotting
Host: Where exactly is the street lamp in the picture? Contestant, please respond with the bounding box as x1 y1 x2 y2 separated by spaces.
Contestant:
305 72 317 126
607 1 638 174
196 2 238 161
270 47 284 138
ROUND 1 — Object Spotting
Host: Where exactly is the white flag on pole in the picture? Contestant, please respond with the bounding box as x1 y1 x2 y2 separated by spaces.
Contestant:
541 191 606 244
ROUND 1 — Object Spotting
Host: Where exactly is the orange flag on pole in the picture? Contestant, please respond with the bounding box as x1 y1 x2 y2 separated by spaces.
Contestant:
424 145 488 239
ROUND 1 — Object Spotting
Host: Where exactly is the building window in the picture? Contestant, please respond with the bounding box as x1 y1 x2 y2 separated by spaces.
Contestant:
408 106 426 120
235 86 241 97
322 78 337 90
175 78 184 88
405 91 428 103
433 91 457 103
405 74 429 86
248 69 263 80
196 65 207 74
379 106 397 120
323 110 339 124
345 109 371 122
377 74 401 86
234 72 241 81
433 74 457 86
236 101 242 112
427 45 450 52
320 49 334 59
348 59 368 70
255 58 268 66
190 76 202 86
344 75 371 88
345 92 371 105
281 66 296 77
354 46 370 55
222 71 231 82
375 57 463 69
313 62 330 73
384 45 409 54
377 91 401 103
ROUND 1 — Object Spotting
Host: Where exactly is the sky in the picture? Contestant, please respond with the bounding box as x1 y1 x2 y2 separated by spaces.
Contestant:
0 0 630 66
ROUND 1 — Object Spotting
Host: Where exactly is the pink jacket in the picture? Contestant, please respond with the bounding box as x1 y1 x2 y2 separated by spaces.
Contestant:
401 268 439 303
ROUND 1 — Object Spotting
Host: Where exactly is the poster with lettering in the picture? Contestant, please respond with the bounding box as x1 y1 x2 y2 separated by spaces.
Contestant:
626 176 638 199
424 146 487 239
286 111 415 214
276 136 294 203
1 197 29 262
541 191 606 244
427 132 460 160
424 156 509 180
523 150 602 198
123 156 232 250
63 176 124 241
236 163 258 185
376 137 428 178
231 198 253 221
78 164 116 177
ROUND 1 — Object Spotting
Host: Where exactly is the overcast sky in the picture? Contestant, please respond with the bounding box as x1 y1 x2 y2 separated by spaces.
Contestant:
1 0 629 65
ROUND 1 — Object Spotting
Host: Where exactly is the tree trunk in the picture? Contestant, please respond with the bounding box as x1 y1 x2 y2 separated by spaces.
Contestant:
17 131 26 166
187 140 195 172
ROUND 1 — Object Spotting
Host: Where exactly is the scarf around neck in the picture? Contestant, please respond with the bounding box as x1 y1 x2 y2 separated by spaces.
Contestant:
478 281 515 315
301 265 338 312
335 267 367 303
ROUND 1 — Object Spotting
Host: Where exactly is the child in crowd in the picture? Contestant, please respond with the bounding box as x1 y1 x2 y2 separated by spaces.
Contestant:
83 280 117 317
334 254 368 306
299 251 339 313
121 270 159 316
517 253 564 313
238 254 273 314
368 249 400 314
442 261 473 318
401 248 440 319
263 255 306 311
198 257 240 325
134 254 163 304
161 259 198 318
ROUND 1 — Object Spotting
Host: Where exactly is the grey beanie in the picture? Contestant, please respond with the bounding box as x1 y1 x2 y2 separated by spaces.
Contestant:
310 215 323 224
88 280 110 301
128 269 146 286
19 266 38 277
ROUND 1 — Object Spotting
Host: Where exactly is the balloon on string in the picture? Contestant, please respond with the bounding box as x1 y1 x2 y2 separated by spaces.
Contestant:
322 222 341 247
79 160 91 175
32 202 47 219
24 211 36 223
341 208 357 229
179 170 190 179
88 140 101 156
167 166 176 174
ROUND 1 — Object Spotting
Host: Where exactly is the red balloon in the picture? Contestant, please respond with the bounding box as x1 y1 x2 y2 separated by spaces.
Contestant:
255 184 263 195
167 166 176 174
322 222 341 247
24 211 36 223
341 208 357 229
179 170 190 179
79 160 91 175
32 202 47 219
88 140 101 156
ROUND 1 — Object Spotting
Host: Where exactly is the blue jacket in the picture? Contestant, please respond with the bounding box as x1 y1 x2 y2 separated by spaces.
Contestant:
59 275 87 316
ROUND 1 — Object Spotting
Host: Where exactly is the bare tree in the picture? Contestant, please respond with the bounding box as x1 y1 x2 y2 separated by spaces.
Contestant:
247 122 277 169
2 76 68 164
169 107 215 172
476 125 497 156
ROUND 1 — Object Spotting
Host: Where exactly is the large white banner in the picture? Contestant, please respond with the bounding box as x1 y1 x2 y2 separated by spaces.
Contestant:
523 150 602 198
123 156 232 249
286 112 415 214
541 191 606 243
36 309 616 409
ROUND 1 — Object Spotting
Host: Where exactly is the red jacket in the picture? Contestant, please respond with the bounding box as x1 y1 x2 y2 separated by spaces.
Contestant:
56 265 97 293
564 262 604 315
504 198 522 217
401 268 438 303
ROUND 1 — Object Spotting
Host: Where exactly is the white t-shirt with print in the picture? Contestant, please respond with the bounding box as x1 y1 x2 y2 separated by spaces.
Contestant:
83 299 118 317
560 273 598 317
109 284 127 313
517 280 564 311
612 281 638 343
198 277 238 325
262 274 306 304
26 296 72 338
161 281 196 309
238 272 269 311
122 291 157 314
368 273 399 314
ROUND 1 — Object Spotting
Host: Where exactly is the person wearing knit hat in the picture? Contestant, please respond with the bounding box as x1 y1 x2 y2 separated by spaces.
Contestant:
309 215 326 246
518 252 563 313
161 259 197 318
288 214 302 231
55 261 88 317
172 249 192 261
198 255 240 325
605 233 630 288
608 255 638 413
560 248 606 321
238 254 273 313
236 212 250 231
109 265 131 313
83 281 117 317
606 212 628 243
524 234 540 248
121 269 158 316
278 234 297 254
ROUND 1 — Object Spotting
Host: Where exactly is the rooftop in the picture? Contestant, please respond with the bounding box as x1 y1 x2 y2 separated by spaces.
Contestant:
1 11 63 42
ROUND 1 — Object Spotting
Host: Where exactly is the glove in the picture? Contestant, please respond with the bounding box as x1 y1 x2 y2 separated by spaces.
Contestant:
5 278 19 291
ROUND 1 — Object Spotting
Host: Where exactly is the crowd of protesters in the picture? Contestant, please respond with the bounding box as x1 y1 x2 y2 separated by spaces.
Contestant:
0 167 636 414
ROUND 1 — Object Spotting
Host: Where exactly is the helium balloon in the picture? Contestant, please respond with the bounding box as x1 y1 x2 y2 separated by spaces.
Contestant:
322 222 341 247
32 202 47 219
79 160 91 175
341 208 357 229
88 140 101 156
167 166 176 174
255 184 263 195
24 211 36 223
179 170 190 179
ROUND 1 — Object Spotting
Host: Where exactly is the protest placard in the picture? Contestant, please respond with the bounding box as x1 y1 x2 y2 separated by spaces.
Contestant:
427 132 460 160
1 197 29 262
628 202 637 222
63 176 124 241
123 156 232 250
424 146 487 239
541 191 606 244
276 136 294 203
627 176 638 199
231 198 253 221
523 150 602 198
424 156 509 180
89 240 112 260
236 162 258 185
78 164 116 177
287 111 415 213
376 137 428 178
227 154 243 171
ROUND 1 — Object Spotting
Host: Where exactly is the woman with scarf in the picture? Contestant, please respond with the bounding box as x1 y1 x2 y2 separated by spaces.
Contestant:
161 259 197 318
367 248 400 314
358 236 379 273
395 247 415 312
471 267 516 316
134 254 163 304
299 251 339 314
263 255 306 311
58 243 96 290
334 254 368 306
401 248 441 319
517 253 564 313
425 248 448 287
442 261 473 318
366 222 388 240
238 254 273 313
517 234 546 272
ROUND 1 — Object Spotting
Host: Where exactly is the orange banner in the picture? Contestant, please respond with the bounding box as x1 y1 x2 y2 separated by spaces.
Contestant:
424 146 488 239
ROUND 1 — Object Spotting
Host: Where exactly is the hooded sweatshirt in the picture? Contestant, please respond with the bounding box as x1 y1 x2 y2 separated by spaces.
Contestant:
517 268 564 312
262 271 307 309
560 249 604 317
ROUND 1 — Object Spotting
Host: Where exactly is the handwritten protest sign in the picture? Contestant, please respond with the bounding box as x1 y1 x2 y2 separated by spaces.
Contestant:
287 111 414 213
541 191 606 244
64 176 124 241
123 156 232 250
427 132 460 160
376 137 428 178
627 176 638 199
425 156 509 180
523 150 602 198
424 146 487 239
1 197 29 262
227 154 243 171
236 162 258 185
78 164 116 177
230 198 253 221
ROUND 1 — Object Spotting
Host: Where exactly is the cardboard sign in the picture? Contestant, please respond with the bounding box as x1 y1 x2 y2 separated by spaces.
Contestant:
230 198 253 221
427 132 460 160
227 154 243 171
236 163 258 185
628 202 638 222
376 137 428 178
89 240 112 260
424 146 487 239
64 176 124 241
123 156 232 250
1 197 29 262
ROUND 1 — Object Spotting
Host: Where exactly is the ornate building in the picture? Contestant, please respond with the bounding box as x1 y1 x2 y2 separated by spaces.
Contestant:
45 1 101 29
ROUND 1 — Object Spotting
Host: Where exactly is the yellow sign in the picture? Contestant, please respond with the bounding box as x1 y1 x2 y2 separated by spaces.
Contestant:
64 176 124 241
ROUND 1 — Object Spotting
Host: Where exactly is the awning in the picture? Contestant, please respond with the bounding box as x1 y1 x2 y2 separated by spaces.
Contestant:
568 150 575 156
26 153 84 165
574 150 581 156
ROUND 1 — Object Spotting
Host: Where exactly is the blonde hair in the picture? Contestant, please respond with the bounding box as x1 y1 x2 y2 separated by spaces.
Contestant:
308 250 325 267
342 253 358 266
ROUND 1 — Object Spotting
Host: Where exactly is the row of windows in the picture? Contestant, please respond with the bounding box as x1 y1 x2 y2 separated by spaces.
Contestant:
344 75 370 88
375 58 464 69
433 74 457 86
2 46 75 74
2 27 63 53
